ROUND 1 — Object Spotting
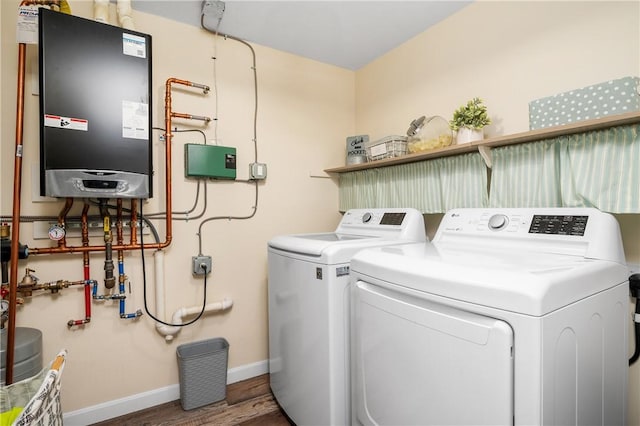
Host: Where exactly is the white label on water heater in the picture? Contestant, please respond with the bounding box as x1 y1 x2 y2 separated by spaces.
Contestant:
122 33 146 59
122 101 149 140
44 114 88 131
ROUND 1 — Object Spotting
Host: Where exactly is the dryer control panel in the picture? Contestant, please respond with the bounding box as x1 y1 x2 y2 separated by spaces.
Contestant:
435 208 625 263
484 213 589 236
528 214 588 236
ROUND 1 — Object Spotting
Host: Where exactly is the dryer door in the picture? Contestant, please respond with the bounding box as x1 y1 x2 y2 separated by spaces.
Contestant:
353 280 514 426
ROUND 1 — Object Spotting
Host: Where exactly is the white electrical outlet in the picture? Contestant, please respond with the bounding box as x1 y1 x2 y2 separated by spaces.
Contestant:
192 255 212 276
250 162 267 180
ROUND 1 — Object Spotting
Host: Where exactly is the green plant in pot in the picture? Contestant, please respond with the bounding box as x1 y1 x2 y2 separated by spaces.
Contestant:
450 97 491 144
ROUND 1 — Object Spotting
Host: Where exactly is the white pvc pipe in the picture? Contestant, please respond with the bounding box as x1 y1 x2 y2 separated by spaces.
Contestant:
153 250 233 342
93 0 109 24
116 0 135 30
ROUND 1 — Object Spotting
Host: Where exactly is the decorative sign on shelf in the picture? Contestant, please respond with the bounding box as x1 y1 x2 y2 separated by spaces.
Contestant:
346 134 369 165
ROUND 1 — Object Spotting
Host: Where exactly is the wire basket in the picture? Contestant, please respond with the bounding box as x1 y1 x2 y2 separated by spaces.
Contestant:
365 135 408 161
0 350 67 426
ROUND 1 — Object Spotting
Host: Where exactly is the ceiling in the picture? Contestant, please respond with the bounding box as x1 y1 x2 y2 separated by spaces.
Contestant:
129 1 472 70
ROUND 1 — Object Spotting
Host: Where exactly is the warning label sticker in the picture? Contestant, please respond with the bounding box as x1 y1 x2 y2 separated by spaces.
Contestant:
122 33 146 59
17 5 39 44
44 114 88 131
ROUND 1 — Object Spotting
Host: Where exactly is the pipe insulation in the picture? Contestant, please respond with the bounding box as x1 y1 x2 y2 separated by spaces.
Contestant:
116 0 135 30
153 251 233 341
93 0 109 23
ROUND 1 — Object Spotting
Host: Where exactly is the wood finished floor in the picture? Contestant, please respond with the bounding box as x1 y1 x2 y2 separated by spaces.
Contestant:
91 374 294 426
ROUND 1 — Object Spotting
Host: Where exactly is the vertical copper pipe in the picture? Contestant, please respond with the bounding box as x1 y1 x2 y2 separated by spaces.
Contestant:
6 42 27 385
56 197 73 248
116 199 124 246
164 79 180 247
130 199 138 245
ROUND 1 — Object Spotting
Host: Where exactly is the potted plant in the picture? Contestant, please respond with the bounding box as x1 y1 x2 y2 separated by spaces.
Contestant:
449 97 491 144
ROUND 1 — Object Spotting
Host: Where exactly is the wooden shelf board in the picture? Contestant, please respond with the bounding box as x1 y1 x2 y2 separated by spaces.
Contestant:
325 111 640 174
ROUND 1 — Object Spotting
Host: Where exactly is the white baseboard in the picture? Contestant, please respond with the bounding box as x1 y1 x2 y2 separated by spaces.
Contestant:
63 359 269 425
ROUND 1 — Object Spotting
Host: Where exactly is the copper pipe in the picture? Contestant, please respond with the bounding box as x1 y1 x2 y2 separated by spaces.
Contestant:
117 200 124 246
164 78 181 249
6 42 27 385
30 242 165 255
57 197 73 225
56 197 73 248
130 199 138 245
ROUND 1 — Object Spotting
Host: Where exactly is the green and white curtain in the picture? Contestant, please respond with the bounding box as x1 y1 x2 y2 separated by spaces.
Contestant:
339 153 488 213
490 124 640 213
338 124 639 214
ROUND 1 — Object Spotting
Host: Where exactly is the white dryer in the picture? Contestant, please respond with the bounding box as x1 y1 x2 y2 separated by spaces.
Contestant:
268 208 427 425
351 208 629 426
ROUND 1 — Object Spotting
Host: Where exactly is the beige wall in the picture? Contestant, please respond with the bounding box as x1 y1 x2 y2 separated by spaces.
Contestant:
356 1 639 424
1 0 350 413
2 0 639 422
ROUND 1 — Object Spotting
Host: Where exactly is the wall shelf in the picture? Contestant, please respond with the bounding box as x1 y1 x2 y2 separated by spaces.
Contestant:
325 111 640 174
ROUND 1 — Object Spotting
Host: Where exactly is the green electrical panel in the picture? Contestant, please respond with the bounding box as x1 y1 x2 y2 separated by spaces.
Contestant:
184 144 236 179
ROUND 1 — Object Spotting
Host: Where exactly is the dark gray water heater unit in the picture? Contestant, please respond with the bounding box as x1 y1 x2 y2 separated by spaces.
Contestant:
39 8 153 199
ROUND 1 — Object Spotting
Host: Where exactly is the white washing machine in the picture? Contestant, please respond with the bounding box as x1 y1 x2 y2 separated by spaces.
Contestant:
268 208 427 425
350 208 629 426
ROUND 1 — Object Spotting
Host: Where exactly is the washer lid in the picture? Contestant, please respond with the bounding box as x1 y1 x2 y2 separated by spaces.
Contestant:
350 242 629 316
268 232 377 257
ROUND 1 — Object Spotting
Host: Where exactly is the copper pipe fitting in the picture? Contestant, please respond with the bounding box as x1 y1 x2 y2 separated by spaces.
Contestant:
56 197 73 248
130 199 138 245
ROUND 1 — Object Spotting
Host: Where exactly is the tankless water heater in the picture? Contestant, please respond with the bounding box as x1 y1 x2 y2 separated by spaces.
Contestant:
38 8 153 198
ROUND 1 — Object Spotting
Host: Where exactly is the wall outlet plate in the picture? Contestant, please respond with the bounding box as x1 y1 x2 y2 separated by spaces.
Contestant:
192 255 212 276
250 162 267 180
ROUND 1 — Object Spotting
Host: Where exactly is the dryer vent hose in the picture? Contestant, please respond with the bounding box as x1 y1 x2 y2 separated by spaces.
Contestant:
629 273 640 366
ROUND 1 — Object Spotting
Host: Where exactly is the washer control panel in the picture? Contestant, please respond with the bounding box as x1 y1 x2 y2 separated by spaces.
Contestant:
335 208 426 241
340 210 407 227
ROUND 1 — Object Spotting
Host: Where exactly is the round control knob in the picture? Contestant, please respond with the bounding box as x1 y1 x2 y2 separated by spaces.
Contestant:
488 214 508 230
362 212 372 223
